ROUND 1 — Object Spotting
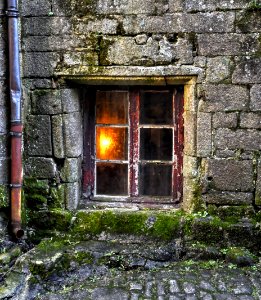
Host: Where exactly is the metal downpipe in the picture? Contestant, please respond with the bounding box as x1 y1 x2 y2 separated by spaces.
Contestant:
7 0 24 238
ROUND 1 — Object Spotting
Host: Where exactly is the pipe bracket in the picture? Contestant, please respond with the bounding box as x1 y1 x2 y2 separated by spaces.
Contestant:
10 184 22 188
6 9 19 17
9 131 22 137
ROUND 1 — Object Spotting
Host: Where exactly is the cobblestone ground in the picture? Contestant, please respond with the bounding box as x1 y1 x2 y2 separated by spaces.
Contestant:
36 265 261 300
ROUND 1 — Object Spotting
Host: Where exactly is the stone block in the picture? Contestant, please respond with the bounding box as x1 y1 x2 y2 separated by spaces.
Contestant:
256 160 261 205
0 81 6 106
204 159 253 192
24 36 82 52
232 58 261 84
0 135 7 157
0 106 7 134
60 158 82 183
185 0 249 11
215 128 261 151
123 12 234 34
183 155 198 178
213 112 238 129
61 89 80 113
250 85 261 111
169 0 184 12
52 114 64 158
76 18 118 35
240 113 261 129
197 112 212 157
0 51 6 77
24 79 53 90
64 182 80 210
24 157 57 179
198 33 260 56
203 192 253 205
96 0 155 14
23 52 60 78
206 57 234 83
31 90 62 115
0 158 8 183
199 84 249 112
23 17 72 36
26 115 52 156
63 112 83 157
21 0 51 16
236 10 261 33
184 111 196 156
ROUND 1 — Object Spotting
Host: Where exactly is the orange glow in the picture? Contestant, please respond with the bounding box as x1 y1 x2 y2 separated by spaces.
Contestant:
96 127 127 160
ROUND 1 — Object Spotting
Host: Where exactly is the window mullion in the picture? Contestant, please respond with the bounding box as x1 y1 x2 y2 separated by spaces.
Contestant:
129 89 140 197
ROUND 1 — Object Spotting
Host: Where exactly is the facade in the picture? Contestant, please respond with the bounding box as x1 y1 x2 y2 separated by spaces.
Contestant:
0 0 261 231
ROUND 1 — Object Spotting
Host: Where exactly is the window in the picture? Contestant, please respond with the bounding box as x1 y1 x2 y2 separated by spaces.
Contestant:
83 86 184 204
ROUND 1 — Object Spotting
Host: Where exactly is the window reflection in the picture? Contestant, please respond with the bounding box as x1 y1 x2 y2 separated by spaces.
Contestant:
96 127 128 160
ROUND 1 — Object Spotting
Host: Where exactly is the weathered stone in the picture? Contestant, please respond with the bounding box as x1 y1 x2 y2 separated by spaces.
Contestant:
0 81 7 106
198 34 260 56
0 51 7 78
232 58 261 84
23 17 72 36
194 56 207 68
96 0 155 14
186 0 249 11
135 34 148 45
24 36 83 52
240 113 261 129
0 106 7 133
184 111 197 156
26 115 52 156
0 158 8 183
215 128 261 151
21 0 51 16
183 155 198 178
60 158 81 183
23 52 60 77
169 0 184 12
64 182 80 210
197 112 212 157
213 112 238 129
204 159 253 192
23 79 53 89
203 192 253 205
123 12 234 34
206 57 234 83
52 114 64 158
61 89 80 113
0 135 7 157
250 85 261 111
31 89 62 115
63 112 83 157
24 157 57 179
236 10 261 33
199 84 249 112
76 18 118 34
255 160 261 205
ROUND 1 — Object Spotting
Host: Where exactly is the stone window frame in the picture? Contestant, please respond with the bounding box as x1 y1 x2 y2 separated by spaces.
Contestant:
65 75 198 211
82 85 184 205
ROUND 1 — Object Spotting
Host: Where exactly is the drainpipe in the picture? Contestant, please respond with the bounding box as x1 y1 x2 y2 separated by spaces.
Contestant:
7 0 24 238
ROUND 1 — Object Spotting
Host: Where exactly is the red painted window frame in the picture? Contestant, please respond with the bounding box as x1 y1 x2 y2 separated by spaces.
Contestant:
82 86 184 204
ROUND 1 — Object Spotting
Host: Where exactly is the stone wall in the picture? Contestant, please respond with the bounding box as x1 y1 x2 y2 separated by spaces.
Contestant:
1 0 261 218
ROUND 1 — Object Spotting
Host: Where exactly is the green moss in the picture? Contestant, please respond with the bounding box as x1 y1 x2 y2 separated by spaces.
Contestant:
98 36 114 65
0 185 9 208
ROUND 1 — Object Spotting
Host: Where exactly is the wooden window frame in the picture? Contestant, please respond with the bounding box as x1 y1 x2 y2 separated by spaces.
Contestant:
82 86 184 205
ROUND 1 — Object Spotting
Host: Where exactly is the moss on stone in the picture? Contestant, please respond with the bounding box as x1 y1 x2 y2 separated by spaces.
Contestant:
0 185 9 208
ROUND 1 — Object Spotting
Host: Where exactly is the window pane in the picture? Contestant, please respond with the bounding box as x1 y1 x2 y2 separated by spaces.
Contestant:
96 163 128 195
139 164 172 196
96 91 128 124
140 91 172 125
96 127 128 160
140 128 172 161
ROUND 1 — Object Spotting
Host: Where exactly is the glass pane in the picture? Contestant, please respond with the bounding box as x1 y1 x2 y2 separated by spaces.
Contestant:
96 127 128 160
140 128 172 161
96 163 128 195
139 164 172 196
140 91 173 125
96 91 128 124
